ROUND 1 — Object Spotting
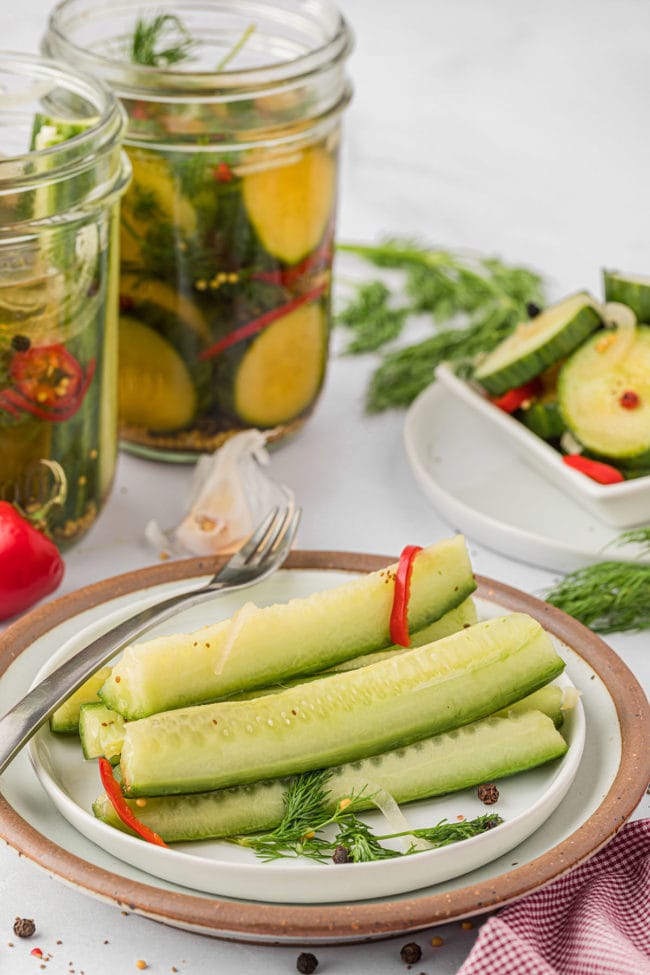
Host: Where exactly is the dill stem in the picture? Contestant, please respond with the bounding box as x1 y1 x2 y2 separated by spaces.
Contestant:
216 23 256 71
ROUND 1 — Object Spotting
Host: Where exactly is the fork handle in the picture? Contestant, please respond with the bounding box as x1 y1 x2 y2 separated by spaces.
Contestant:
0 580 233 775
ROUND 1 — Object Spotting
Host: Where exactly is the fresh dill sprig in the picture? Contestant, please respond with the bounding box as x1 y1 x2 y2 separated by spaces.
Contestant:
545 561 650 633
234 770 503 864
338 281 409 353
336 238 545 412
129 14 196 67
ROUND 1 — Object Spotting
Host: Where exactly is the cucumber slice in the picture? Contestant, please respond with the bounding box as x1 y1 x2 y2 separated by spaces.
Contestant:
473 293 603 396
79 702 125 762
233 301 328 427
100 535 476 719
118 315 197 432
97 708 566 840
242 147 335 264
558 324 650 465
603 270 650 323
119 613 564 796
49 666 112 734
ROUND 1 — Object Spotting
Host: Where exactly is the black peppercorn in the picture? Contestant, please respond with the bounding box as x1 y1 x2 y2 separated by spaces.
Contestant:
400 942 422 965
10 334 31 352
13 917 36 938
296 951 318 974
477 783 499 805
332 844 353 864
526 302 541 319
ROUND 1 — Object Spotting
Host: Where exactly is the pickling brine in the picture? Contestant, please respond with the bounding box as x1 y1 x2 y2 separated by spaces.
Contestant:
0 54 129 546
44 1 353 461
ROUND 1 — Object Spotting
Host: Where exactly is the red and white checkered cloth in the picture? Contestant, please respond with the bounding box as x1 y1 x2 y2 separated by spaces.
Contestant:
458 819 650 975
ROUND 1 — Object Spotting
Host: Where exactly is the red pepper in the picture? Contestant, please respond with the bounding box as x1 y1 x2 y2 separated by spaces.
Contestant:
213 162 233 183
0 501 64 620
199 282 327 361
562 454 625 484
10 343 85 409
490 378 543 414
620 390 641 410
98 758 168 847
389 545 423 647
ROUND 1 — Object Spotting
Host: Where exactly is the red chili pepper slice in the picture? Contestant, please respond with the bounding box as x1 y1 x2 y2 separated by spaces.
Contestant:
389 545 423 647
490 378 543 414
98 758 168 847
562 454 625 485
0 500 64 620
10 344 85 409
4 354 95 422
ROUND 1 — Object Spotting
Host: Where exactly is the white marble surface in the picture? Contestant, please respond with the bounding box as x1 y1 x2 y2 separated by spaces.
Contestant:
2 0 650 972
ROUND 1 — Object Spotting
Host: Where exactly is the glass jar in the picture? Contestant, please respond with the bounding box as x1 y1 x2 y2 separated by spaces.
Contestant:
0 53 129 547
44 0 353 462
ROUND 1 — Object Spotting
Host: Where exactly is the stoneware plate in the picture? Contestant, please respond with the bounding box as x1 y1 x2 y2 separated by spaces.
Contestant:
27 580 584 905
404 381 650 574
0 552 648 944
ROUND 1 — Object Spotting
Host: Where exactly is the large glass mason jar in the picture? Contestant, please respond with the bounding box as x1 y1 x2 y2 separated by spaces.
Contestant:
44 1 353 461
0 54 129 546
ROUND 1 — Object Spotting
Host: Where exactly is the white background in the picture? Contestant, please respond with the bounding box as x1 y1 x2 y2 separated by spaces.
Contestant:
2 1 650 972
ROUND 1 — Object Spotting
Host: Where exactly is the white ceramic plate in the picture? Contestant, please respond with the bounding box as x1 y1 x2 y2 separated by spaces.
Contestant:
27 574 584 904
1 553 647 943
436 363 650 529
404 380 650 573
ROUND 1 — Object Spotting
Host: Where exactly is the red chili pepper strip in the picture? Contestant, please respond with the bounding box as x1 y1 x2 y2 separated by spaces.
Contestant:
389 545 423 647
98 758 168 847
490 378 543 414
562 454 625 485
199 283 327 361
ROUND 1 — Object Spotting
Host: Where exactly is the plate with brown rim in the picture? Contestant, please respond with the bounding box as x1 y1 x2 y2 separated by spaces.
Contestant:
0 550 648 945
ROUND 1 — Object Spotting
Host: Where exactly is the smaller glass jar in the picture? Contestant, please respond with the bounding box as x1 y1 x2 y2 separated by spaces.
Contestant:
0 54 130 547
44 0 353 462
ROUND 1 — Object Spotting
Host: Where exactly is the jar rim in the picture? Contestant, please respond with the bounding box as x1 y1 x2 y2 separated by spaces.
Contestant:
0 51 126 189
44 0 354 100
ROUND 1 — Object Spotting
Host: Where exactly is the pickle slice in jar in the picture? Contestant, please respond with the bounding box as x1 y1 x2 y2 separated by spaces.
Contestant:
120 150 198 265
118 315 197 432
242 146 335 265
233 301 327 427
120 273 209 343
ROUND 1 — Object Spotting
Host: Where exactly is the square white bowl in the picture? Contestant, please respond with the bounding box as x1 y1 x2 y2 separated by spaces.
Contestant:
435 363 650 529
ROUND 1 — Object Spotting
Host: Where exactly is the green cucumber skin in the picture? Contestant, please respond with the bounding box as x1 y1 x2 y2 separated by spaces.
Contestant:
95 708 567 842
474 296 603 396
558 325 650 466
79 702 125 762
603 270 650 323
100 535 476 720
119 613 565 797
519 402 566 442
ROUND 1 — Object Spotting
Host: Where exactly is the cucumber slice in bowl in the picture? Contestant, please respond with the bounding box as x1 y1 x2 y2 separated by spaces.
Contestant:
604 269 650 322
473 293 603 396
558 324 650 466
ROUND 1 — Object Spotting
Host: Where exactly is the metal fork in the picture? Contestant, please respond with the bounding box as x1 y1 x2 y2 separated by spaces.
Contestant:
0 505 300 775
